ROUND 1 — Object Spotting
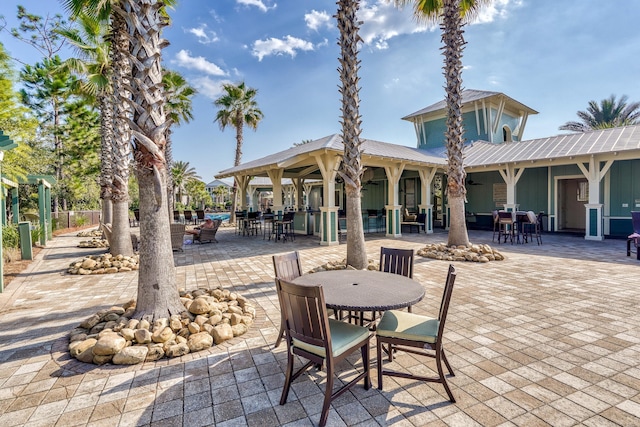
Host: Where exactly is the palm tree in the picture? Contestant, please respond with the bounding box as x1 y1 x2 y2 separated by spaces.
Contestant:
63 0 183 320
163 69 196 215
58 13 133 256
213 82 264 223
560 95 640 132
171 160 201 205
336 0 367 269
393 0 489 247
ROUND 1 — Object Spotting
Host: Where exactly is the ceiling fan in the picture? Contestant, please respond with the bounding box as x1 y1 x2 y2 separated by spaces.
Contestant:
466 179 483 186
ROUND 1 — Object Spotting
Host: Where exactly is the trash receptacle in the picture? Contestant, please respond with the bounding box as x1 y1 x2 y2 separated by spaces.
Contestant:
18 221 32 260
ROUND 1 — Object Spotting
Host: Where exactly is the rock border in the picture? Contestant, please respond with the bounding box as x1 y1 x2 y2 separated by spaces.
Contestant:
417 243 505 262
68 287 256 365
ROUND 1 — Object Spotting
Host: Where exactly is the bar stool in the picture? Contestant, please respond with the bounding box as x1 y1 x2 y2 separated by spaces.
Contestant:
497 211 515 244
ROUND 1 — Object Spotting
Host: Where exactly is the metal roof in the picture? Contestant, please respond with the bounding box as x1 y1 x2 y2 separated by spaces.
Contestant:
402 89 538 120
463 125 640 167
216 134 447 179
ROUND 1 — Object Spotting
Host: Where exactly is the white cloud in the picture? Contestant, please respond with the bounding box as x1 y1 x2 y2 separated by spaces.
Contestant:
473 0 523 25
358 1 431 50
305 10 332 31
252 36 314 61
185 24 219 44
190 76 233 100
358 0 521 50
236 0 276 13
171 50 227 76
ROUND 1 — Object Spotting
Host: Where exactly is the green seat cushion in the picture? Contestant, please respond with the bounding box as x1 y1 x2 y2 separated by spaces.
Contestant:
376 310 439 343
293 319 369 358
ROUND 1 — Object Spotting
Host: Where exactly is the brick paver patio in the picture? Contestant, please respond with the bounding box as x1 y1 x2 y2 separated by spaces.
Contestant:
0 225 639 426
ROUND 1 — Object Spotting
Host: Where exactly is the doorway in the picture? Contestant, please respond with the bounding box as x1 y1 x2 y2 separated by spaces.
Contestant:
557 177 588 232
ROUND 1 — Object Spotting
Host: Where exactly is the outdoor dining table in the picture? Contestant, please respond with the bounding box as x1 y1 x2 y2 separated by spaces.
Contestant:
291 270 426 324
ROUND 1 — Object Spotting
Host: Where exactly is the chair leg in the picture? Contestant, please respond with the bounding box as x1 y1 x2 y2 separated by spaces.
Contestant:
436 349 456 403
361 342 371 390
279 351 295 405
441 349 455 376
319 367 335 427
376 338 384 390
274 324 285 348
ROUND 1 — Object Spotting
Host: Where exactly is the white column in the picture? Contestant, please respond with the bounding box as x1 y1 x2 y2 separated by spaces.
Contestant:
418 167 436 234
267 169 284 215
384 163 405 237
578 157 613 241
315 153 342 245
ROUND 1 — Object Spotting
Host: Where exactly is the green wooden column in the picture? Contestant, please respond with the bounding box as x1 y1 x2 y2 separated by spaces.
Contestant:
11 187 19 224
39 181 47 245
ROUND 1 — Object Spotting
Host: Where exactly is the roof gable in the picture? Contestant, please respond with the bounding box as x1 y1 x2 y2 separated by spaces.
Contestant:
402 89 538 121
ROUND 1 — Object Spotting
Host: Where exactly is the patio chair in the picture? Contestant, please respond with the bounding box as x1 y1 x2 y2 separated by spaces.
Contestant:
376 264 457 402
195 209 205 224
523 210 542 245
491 210 499 242
183 210 194 224
272 252 303 348
627 211 640 260
276 278 372 427
170 223 185 251
194 219 221 244
497 211 515 244
173 210 181 223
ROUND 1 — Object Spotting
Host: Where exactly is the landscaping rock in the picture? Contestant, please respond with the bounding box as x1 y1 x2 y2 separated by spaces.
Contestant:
68 286 257 365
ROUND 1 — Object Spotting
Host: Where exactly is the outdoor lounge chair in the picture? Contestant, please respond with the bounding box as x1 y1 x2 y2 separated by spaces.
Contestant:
170 223 185 251
376 264 457 402
194 219 221 243
276 278 372 427
183 210 195 224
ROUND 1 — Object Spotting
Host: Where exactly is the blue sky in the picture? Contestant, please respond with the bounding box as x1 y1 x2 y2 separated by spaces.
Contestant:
2 0 640 184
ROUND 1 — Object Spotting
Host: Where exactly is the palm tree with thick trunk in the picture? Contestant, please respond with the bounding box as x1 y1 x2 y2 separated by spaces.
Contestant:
336 0 367 269
213 82 263 223
393 0 489 247
560 94 640 132
62 0 135 257
119 0 183 320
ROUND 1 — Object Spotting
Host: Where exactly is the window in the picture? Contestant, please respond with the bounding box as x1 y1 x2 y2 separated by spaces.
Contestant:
502 125 513 142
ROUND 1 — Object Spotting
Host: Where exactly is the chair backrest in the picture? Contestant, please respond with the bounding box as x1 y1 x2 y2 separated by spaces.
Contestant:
282 211 296 222
248 211 259 219
195 210 205 220
272 251 303 281
173 210 180 221
437 265 457 338
632 211 640 234
276 278 331 355
134 209 140 221
379 247 414 278
184 210 193 220
367 209 378 217
492 210 498 223
498 211 514 223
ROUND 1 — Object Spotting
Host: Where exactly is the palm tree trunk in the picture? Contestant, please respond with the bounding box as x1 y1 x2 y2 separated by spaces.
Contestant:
121 0 183 320
337 0 367 269
99 94 113 224
108 9 133 257
442 0 470 247
230 120 244 222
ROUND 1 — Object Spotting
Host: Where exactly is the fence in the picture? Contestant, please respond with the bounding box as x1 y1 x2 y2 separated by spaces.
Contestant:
52 210 101 230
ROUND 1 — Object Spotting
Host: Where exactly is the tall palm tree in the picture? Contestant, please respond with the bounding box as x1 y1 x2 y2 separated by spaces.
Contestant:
213 82 264 223
57 13 136 255
64 0 182 320
393 0 489 247
163 69 196 216
336 0 367 269
171 160 201 205
560 95 640 132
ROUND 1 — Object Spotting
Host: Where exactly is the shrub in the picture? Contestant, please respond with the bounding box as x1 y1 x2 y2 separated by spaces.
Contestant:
75 215 88 227
2 224 19 249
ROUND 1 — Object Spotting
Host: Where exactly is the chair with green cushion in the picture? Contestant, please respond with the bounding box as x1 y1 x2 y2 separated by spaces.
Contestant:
376 264 457 402
276 278 372 427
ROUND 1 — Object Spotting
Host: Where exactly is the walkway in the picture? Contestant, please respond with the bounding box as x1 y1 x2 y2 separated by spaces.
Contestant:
0 226 639 426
